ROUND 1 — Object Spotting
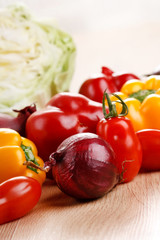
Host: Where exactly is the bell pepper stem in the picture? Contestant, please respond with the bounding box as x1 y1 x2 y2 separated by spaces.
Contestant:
23 161 50 173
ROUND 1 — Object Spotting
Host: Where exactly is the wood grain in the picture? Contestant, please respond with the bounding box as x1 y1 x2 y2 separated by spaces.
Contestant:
1 172 160 240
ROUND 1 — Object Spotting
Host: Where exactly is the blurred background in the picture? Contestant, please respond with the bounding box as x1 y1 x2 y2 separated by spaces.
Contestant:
1 0 160 91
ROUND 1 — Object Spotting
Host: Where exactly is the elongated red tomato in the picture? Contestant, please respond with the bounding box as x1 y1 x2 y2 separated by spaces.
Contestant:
96 92 142 183
0 176 41 225
136 129 160 172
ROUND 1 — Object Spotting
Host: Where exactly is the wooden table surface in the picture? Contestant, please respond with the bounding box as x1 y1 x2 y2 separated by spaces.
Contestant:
1 23 160 240
1 173 160 240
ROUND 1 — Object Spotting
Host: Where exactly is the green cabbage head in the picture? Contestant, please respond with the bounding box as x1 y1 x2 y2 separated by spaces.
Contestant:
0 5 76 114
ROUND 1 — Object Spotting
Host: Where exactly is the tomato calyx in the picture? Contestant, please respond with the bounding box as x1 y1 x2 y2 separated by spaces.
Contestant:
102 91 128 119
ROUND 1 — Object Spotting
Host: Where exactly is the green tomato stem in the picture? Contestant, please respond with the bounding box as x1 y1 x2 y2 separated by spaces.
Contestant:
102 91 128 119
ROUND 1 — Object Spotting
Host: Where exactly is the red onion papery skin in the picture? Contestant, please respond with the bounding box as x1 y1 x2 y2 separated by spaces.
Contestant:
0 104 36 137
49 133 119 200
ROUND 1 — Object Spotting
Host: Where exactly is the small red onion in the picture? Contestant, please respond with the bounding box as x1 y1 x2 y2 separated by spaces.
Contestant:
0 104 36 136
48 133 119 200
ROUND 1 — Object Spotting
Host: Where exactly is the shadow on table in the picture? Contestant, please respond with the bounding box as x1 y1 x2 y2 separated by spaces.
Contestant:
40 178 100 208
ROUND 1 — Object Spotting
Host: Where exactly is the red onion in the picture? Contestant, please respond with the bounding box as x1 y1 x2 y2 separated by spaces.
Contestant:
47 133 119 200
0 104 36 136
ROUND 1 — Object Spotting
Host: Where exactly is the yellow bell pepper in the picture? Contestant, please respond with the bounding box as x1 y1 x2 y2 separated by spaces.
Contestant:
109 76 160 131
0 128 46 184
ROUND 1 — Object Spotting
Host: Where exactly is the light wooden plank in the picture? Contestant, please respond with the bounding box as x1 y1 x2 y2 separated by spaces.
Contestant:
1 173 160 240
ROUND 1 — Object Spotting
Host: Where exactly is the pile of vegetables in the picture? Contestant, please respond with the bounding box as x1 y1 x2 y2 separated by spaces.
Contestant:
1 4 160 226
1 58 160 224
1 63 160 224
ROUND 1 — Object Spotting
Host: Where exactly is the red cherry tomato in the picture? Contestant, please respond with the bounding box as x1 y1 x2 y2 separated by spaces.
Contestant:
96 92 142 183
79 75 118 103
136 129 160 172
0 176 41 224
